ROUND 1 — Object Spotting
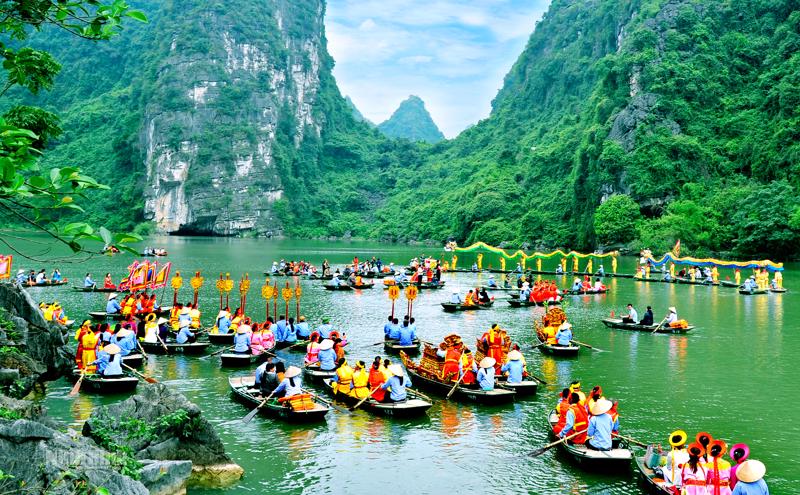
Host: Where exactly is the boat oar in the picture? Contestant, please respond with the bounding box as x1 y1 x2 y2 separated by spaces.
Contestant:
370 340 387 346
242 389 277 424
156 333 170 353
407 388 433 402
446 370 466 399
349 386 381 411
69 371 86 397
136 340 150 360
123 364 158 384
526 372 548 385
652 316 669 334
203 346 234 359
531 342 545 350
571 340 606 352
529 429 587 457
612 432 649 448
302 388 350 414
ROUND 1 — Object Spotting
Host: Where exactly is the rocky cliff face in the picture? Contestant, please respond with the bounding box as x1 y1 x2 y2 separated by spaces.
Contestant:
141 0 329 235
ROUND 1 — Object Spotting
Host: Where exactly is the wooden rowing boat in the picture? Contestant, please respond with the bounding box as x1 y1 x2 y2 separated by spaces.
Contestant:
635 449 674 494
483 285 517 291
228 376 329 423
770 287 788 293
140 341 210 355
121 353 144 368
601 318 695 334
323 284 353 291
739 288 768 295
302 364 337 383
69 369 139 394
547 410 632 471
349 283 375 289
207 332 234 345
675 277 718 286
25 280 69 288
536 339 580 357
496 376 538 396
72 286 117 293
400 351 515 405
440 301 494 312
322 379 432 418
507 299 561 308
719 280 740 288
88 306 173 321
384 337 421 354
564 288 609 295
220 352 268 367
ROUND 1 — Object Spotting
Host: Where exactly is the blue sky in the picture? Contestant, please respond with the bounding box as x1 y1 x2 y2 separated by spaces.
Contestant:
325 0 551 138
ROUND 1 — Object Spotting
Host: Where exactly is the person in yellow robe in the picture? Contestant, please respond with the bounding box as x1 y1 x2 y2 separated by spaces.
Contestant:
349 361 371 399
81 327 101 373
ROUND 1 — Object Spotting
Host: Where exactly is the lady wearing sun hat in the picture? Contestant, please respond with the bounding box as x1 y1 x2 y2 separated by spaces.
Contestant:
728 443 750 489
92 343 123 378
658 430 689 487
113 325 136 356
586 398 615 451
707 439 733 495
317 339 337 371
272 366 303 398
476 357 496 391
666 306 679 326
501 350 525 383
681 442 710 495
731 460 768 495
380 364 411 402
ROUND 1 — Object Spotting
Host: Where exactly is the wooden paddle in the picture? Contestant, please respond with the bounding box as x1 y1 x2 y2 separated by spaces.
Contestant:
156 333 170 353
302 388 350 414
529 429 587 457
652 316 669 334
446 370 466 399
406 388 433 402
136 340 149 359
349 386 381 411
571 340 605 352
69 371 85 397
123 364 158 384
526 372 548 385
242 389 277 424
203 346 234 359
612 432 648 448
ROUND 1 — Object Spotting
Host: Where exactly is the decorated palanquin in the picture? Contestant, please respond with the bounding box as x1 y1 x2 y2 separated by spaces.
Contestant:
535 307 568 343
402 333 463 381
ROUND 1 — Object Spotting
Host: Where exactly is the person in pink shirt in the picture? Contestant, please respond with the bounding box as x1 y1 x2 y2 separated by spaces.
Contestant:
681 442 710 495
304 332 321 365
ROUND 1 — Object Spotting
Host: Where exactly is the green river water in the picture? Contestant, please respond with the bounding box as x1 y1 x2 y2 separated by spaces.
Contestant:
9 236 796 494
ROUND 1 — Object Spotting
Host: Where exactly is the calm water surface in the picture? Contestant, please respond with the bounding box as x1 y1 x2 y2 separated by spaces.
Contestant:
12 236 795 494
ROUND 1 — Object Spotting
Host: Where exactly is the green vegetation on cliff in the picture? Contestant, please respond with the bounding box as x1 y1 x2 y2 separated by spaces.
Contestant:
377 95 445 144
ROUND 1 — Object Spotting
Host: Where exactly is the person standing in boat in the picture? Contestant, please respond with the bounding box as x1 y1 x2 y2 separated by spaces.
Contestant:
681 443 710 495
232 325 250 354
380 364 411 402
640 306 654 325
707 440 734 495
585 399 615 451
731 460 768 495
476 357 496 391
437 340 463 382
458 349 477 385
501 350 525 383
559 393 588 444
481 324 505 368
317 339 337 371
81 325 101 374
621 304 638 324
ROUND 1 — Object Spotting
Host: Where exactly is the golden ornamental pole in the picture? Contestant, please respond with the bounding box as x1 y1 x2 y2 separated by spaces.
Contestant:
294 283 302 319
282 282 293 318
239 274 251 314
190 271 204 306
261 278 273 320
171 271 183 306
224 273 234 309
215 273 225 310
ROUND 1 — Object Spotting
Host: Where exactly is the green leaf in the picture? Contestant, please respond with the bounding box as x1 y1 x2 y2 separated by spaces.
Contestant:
126 11 148 23
99 226 112 245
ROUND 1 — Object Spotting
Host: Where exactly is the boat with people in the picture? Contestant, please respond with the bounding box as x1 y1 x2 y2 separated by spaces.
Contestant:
564 288 609 295
26 280 69 288
228 376 329 423
675 277 719 286
69 369 139 394
635 449 675 494
720 280 741 288
322 379 432 418
383 337 421 354
538 341 580 357
770 287 787 293
140 341 210 355
547 410 632 471
399 344 516 405
601 318 695 334
739 288 768 295
496 376 538 396
507 299 560 308
440 301 494 312
535 307 580 357
323 284 354 291
72 286 117 293
89 306 172 321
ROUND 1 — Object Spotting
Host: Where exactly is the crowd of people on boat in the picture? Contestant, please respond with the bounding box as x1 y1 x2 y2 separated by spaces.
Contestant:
553 381 620 452
38 301 70 325
14 268 66 286
647 430 769 494
518 279 563 303
73 320 138 377
570 275 607 293
449 287 492 306
382 315 419 346
105 292 162 317
141 247 167 256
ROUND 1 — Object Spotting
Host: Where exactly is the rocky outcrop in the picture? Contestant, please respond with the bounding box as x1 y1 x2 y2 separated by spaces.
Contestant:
141 0 329 236
83 383 244 488
0 418 149 495
0 284 72 397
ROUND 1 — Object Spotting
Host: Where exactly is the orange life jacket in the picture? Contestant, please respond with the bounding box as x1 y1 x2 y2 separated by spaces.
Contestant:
568 404 589 444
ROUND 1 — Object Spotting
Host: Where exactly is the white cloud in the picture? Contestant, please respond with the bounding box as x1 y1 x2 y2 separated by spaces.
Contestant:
326 0 551 138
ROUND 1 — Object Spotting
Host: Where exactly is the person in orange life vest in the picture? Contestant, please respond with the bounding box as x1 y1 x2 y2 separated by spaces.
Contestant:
481 324 505 371
368 356 387 401
143 294 155 314
458 349 477 385
707 440 733 495
681 442 710 495
135 293 148 314
559 392 589 444
553 388 571 435
121 294 135 316
463 289 476 306
437 341 463 381
728 443 750 489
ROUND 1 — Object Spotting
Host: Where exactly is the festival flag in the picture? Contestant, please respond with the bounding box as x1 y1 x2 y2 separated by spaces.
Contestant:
151 262 172 289
0 255 12 280
129 261 150 291
145 261 157 287
672 239 681 257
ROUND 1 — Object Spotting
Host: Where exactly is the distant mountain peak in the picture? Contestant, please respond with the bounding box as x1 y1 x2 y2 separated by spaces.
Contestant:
377 95 444 143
